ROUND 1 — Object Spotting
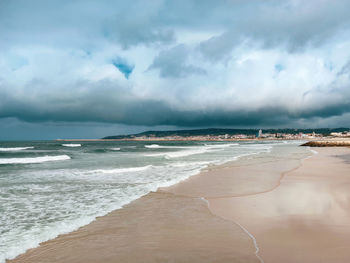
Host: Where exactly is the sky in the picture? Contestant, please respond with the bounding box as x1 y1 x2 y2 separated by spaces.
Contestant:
1 0 350 140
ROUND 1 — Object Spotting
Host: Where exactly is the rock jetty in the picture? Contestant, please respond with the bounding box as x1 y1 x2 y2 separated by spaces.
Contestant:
302 140 350 147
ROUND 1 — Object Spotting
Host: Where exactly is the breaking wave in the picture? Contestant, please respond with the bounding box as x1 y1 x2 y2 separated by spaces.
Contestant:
0 155 71 164
110 148 121 151
0 147 34 152
145 144 185 149
62 144 81 147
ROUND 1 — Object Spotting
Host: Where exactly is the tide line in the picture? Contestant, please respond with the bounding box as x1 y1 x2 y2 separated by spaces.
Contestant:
200 197 264 263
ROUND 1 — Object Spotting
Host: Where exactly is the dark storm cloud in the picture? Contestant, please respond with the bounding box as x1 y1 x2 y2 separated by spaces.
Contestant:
1 0 350 139
1 77 350 128
198 0 350 61
3 0 350 51
149 45 206 78
1 99 349 128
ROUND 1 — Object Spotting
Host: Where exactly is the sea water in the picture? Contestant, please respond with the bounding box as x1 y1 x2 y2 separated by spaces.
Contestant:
0 140 302 262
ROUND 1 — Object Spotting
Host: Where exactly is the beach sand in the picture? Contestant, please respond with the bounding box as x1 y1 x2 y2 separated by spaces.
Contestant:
8 146 350 263
208 147 350 263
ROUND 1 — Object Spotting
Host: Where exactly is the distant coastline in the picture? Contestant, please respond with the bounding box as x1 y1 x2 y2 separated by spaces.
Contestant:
56 127 350 142
56 138 305 142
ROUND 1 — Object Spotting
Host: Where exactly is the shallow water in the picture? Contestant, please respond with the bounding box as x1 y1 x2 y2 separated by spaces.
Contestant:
0 140 303 262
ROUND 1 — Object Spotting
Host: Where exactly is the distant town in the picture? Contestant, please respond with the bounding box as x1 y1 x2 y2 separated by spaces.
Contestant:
56 128 350 142
98 128 350 141
102 130 350 141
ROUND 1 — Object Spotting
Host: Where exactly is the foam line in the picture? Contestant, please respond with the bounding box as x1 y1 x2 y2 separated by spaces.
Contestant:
200 197 264 263
0 155 71 164
0 147 34 151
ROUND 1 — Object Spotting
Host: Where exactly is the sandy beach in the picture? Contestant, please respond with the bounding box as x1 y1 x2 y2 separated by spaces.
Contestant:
3 1 350 262
8 145 350 263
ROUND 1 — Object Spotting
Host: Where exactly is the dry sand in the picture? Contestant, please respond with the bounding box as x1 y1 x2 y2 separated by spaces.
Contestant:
8 146 350 263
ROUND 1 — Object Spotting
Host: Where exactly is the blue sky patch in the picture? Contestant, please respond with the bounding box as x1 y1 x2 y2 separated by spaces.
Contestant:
274 64 284 72
112 58 134 79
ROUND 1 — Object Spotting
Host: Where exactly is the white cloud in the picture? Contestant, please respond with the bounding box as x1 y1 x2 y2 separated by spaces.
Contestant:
1 0 350 132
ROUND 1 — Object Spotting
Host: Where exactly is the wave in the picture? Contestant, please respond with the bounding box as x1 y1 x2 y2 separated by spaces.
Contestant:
90 148 120 153
145 144 185 149
0 155 71 164
145 144 160 148
145 147 213 159
88 165 152 175
145 143 240 151
110 147 120 151
204 143 239 148
169 161 212 168
240 144 273 152
62 144 81 147
92 149 108 153
145 142 241 159
0 147 34 152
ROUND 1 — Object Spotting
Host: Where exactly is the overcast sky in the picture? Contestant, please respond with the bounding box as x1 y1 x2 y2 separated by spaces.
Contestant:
1 0 350 140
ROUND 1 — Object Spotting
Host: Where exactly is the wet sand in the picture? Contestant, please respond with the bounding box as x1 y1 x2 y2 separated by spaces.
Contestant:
208 147 350 263
8 145 350 263
8 193 258 263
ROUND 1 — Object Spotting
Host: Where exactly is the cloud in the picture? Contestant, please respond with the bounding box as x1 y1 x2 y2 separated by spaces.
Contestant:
197 0 350 61
1 0 350 139
0 72 350 128
148 44 206 78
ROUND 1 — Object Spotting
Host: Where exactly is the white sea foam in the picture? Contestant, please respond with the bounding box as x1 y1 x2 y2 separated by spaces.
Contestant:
310 149 318 155
145 147 213 158
0 161 209 263
145 143 239 154
145 144 161 148
0 188 147 263
110 147 120 151
88 165 152 175
0 147 34 152
0 155 71 164
240 144 273 153
145 144 184 149
204 143 239 148
169 161 212 168
62 144 81 147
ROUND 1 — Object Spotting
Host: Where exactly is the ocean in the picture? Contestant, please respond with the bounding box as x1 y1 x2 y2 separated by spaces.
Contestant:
0 140 302 262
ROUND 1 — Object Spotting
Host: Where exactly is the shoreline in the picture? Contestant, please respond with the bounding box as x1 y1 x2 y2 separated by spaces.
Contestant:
8 145 350 262
6 148 267 263
5 142 272 263
56 138 303 142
